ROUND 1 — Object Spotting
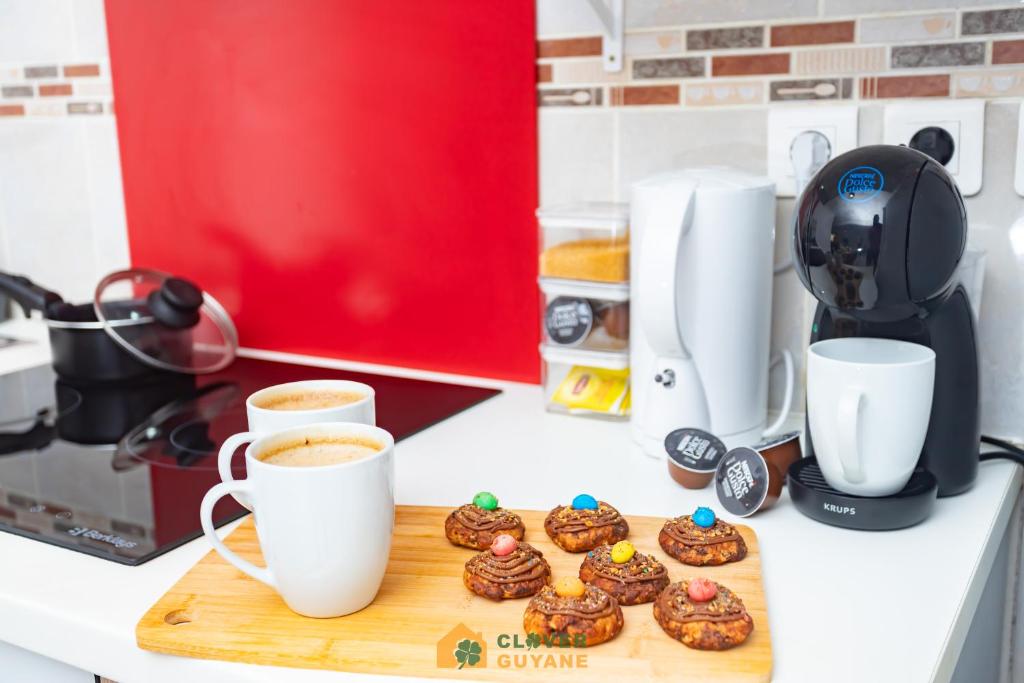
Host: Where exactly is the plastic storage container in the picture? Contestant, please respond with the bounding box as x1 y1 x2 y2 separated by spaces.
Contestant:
541 345 630 419
537 202 630 283
537 202 630 418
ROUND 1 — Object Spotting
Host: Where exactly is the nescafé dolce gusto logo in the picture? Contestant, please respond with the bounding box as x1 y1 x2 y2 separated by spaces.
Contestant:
837 165 884 203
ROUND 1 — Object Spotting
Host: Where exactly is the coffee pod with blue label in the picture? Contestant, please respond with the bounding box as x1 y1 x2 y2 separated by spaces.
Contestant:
664 427 727 489
714 447 783 517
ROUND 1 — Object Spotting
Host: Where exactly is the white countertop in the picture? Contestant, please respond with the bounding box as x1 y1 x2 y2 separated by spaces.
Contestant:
0 319 1020 683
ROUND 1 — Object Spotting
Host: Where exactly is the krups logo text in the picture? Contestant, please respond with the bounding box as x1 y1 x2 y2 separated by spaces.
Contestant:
823 503 856 516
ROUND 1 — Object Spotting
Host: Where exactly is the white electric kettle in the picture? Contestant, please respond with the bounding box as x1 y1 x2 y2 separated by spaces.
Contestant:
630 169 793 457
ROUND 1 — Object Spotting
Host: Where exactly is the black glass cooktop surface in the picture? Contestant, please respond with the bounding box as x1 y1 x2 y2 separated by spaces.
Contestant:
0 357 499 565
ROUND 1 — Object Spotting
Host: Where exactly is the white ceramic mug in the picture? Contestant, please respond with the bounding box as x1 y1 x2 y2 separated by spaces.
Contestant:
200 422 395 618
807 338 935 497
218 380 375 509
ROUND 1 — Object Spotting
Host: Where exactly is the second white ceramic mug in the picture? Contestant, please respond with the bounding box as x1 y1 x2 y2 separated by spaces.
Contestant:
807 338 935 497
218 379 376 509
201 421 395 618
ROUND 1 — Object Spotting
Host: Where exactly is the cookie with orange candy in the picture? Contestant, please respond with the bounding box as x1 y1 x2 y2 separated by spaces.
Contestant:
523 576 624 647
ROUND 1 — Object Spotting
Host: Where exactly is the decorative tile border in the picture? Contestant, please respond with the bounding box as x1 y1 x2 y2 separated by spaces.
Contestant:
770 21 854 47
536 4 1024 108
687 26 763 51
0 61 112 118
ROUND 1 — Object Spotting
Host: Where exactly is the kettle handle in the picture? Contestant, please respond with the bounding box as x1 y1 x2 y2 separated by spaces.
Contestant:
636 179 696 358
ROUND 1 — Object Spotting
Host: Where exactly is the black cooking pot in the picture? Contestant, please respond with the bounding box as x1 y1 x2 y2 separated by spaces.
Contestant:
0 270 226 383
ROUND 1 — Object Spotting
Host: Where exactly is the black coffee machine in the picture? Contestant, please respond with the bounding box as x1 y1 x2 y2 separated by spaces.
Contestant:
788 145 979 528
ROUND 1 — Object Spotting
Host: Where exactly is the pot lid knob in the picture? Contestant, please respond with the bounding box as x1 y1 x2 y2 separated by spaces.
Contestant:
148 277 202 328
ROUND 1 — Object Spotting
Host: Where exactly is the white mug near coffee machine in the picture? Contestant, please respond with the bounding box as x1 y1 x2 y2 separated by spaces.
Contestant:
218 379 376 509
201 421 395 618
807 338 936 497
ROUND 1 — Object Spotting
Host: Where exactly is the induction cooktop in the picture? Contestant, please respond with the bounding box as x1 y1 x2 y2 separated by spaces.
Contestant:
0 357 499 565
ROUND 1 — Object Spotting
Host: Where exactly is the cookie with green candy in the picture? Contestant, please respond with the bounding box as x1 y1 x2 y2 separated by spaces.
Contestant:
445 491 525 550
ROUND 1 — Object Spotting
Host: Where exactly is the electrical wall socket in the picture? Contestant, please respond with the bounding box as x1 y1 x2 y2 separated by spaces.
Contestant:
767 105 859 198
883 99 984 196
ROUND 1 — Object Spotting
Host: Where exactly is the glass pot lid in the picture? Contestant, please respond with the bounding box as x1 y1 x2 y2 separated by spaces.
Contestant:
93 269 238 374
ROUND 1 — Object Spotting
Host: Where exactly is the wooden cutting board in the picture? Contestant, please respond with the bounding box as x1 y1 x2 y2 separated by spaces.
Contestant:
137 506 771 681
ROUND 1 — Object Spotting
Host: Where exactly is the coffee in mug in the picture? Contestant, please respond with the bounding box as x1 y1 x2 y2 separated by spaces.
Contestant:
251 389 366 411
201 421 395 618
218 379 376 510
258 435 382 468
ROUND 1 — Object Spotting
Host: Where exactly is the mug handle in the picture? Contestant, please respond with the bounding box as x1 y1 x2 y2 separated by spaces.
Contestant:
218 431 258 511
837 387 865 484
200 480 275 588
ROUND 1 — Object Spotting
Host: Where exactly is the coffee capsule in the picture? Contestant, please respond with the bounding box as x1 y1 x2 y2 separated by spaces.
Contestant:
751 431 802 479
664 428 727 489
545 297 593 346
714 446 783 517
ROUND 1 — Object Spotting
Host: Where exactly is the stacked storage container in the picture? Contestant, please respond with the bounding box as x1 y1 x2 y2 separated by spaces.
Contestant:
537 203 630 419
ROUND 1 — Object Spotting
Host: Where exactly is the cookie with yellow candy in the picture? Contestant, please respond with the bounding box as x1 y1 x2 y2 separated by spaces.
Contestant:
578 541 670 605
445 491 525 550
523 582 624 647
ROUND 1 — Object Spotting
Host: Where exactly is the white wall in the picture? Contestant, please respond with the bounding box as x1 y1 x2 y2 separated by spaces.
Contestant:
0 0 128 306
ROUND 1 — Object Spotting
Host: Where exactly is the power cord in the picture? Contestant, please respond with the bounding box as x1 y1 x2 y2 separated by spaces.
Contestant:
980 435 1024 467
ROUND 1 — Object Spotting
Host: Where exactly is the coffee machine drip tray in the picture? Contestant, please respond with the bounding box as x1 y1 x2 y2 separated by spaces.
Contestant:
788 458 938 531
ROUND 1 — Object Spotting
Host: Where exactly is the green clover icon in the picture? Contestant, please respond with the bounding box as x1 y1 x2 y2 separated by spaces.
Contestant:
525 633 541 650
454 639 482 669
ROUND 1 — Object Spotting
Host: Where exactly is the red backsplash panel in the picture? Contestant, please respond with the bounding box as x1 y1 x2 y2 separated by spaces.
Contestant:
104 0 539 382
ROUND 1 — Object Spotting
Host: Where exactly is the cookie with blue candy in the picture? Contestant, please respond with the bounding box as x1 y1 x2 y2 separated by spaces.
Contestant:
543 494 629 553
658 507 747 566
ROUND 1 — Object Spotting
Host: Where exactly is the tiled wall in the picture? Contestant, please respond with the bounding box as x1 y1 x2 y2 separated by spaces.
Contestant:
538 3 1024 107
0 0 129 305
537 0 1024 441
0 62 113 118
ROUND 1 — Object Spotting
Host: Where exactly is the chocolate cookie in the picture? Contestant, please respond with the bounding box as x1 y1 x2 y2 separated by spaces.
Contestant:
445 492 525 550
544 494 629 553
659 507 746 566
463 537 550 601
523 581 624 647
653 578 753 650
578 541 670 606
